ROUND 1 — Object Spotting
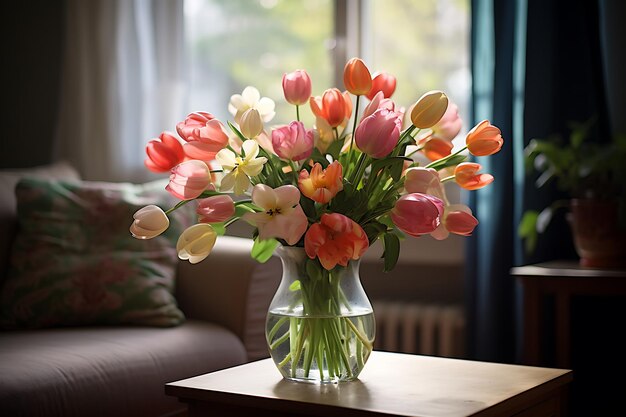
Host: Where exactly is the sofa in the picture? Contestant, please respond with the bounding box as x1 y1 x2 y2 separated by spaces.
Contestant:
0 163 281 417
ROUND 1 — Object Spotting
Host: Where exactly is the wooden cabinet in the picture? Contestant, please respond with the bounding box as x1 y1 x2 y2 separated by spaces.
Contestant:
511 261 626 368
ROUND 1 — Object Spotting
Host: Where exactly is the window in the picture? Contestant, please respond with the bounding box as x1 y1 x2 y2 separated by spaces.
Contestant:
184 0 470 263
184 0 469 135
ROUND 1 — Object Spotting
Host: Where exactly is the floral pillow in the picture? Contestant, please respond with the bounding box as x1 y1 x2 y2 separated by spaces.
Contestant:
0 178 193 328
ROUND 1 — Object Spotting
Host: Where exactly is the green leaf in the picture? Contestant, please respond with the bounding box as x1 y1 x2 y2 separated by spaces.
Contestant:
211 222 226 236
227 120 247 143
251 237 279 263
289 280 301 291
234 204 258 218
427 154 467 171
326 137 345 160
518 211 539 254
308 148 331 168
382 232 400 272
363 221 387 244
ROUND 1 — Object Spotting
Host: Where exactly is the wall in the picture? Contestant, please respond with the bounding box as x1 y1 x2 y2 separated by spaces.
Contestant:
0 1 65 169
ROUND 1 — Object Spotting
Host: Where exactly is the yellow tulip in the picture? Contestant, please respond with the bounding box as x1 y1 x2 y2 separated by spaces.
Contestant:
239 108 263 139
176 223 217 264
410 91 449 129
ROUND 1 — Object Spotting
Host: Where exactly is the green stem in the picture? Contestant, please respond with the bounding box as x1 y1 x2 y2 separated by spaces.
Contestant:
348 95 361 158
425 145 468 169
296 105 300 122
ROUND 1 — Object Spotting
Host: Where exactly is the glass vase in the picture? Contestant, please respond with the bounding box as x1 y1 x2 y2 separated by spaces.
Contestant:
265 246 375 383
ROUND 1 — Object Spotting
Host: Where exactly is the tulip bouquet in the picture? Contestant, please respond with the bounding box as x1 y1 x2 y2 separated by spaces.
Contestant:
130 58 503 381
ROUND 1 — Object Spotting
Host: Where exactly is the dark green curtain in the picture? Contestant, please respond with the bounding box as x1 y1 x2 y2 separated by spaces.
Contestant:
467 0 616 363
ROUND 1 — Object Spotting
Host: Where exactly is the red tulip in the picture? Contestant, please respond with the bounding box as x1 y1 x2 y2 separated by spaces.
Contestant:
144 132 185 173
304 213 369 270
343 58 372 96
366 71 396 100
282 69 312 106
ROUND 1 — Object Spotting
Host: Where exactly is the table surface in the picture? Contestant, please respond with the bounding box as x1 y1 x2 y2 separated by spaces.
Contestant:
510 260 626 278
166 351 572 417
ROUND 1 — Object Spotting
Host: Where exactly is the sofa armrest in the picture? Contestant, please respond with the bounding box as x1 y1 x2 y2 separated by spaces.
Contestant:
175 236 281 361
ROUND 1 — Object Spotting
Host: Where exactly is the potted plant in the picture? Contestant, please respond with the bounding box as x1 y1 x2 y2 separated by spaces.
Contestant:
519 119 626 268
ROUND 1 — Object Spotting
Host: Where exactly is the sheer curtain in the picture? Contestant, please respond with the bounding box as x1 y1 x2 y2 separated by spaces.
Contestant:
55 0 185 182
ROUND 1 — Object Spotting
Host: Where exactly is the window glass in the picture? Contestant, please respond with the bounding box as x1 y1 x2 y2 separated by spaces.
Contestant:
184 0 334 126
363 0 471 147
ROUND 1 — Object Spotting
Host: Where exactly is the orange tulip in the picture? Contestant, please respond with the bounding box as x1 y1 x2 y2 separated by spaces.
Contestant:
465 120 503 156
343 58 372 96
410 91 449 129
310 88 352 128
366 71 396 100
421 137 453 161
304 213 369 270
298 161 343 204
454 162 494 190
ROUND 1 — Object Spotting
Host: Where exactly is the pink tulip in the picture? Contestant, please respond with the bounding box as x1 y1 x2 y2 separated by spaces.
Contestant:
166 160 212 200
361 91 397 120
183 119 230 161
176 112 215 141
304 213 369 270
430 204 478 240
355 108 402 158
446 208 479 236
454 162 494 190
430 102 462 141
196 195 235 223
390 193 444 237
282 70 312 106
144 131 185 173
310 88 352 128
242 184 308 245
404 167 445 200
271 121 314 161
366 71 397 100
466 120 503 156
130 205 170 239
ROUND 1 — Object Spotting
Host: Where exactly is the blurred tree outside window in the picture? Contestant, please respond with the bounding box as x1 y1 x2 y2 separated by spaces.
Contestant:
184 0 469 140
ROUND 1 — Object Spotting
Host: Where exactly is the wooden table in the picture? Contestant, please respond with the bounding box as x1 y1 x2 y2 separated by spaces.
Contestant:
166 351 572 417
511 261 626 368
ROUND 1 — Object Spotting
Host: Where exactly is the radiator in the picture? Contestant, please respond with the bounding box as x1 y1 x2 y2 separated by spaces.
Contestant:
372 301 466 358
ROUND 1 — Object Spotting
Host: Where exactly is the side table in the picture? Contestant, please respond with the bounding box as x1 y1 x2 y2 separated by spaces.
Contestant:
511 261 626 368
166 351 572 417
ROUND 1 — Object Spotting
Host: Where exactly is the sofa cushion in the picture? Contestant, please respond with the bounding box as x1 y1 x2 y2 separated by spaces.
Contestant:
0 178 193 329
0 162 80 285
0 320 247 417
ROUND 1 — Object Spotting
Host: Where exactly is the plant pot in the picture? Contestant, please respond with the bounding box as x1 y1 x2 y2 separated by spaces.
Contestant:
265 246 375 383
569 199 626 268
